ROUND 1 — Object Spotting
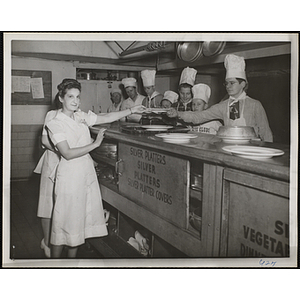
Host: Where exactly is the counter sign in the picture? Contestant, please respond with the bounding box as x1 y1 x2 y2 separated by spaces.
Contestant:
118 144 189 228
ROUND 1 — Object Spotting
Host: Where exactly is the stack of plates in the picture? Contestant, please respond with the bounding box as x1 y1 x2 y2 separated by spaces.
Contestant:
222 145 284 159
156 133 198 144
144 108 170 114
142 125 173 131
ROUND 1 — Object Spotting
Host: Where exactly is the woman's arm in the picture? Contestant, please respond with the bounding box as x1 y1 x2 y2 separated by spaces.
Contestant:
56 129 106 160
41 135 56 152
95 105 145 124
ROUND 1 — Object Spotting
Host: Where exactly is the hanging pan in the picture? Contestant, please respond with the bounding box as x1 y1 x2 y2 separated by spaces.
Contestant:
202 41 226 56
177 42 203 62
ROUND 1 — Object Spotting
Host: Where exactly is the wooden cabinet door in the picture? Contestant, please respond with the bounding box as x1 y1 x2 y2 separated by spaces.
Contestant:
118 143 189 229
220 169 289 258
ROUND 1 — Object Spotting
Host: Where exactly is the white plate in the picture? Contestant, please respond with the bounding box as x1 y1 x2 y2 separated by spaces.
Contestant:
221 138 251 144
163 138 191 144
144 108 170 114
156 133 198 144
142 125 173 131
156 133 198 139
222 146 284 159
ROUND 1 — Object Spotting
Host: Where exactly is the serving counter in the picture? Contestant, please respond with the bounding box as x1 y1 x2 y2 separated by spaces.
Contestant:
88 122 290 258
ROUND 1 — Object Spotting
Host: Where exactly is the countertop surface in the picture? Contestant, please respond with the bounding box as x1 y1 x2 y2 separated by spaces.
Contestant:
90 122 291 182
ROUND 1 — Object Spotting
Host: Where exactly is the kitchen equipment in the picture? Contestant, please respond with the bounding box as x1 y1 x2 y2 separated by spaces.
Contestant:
190 172 203 191
155 133 198 144
222 145 284 159
177 42 203 62
216 126 257 143
202 41 226 56
189 207 202 232
140 112 177 126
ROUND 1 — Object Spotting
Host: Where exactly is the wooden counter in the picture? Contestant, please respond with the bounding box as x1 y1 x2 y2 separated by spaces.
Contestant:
89 123 290 258
93 123 289 182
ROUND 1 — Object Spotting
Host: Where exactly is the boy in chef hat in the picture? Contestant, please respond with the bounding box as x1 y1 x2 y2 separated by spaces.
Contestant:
141 69 163 108
120 77 146 122
166 54 273 142
107 88 123 113
175 67 197 111
161 91 179 108
189 83 222 134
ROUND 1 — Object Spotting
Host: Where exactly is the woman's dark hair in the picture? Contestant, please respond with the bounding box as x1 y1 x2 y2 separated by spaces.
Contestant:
57 78 81 98
53 93 63 109
236 78 248 91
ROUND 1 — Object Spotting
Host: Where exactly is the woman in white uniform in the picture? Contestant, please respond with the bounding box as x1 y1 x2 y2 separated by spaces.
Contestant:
34 98 61 258
167 54 273 142
46 79 145 258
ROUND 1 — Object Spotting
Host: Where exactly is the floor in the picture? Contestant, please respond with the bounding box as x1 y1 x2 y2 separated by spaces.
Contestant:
10 174 103 260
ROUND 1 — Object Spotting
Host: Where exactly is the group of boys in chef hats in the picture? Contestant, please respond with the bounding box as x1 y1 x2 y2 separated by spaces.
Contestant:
113 54 247 134
120 64 215 109
117 53 247 108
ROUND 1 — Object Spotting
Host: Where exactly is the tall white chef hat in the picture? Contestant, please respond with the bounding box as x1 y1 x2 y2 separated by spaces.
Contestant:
141 69 156 87
122 77 137 88
179 67 197 86
192 84 211 104
163 91 179 104
224 54 247 81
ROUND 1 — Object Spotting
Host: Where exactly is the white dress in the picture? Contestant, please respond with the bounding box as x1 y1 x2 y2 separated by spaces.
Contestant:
34 110 60 219
46 110 108 247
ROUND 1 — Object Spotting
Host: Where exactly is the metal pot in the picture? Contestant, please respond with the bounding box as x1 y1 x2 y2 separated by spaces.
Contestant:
177 42 203 62
217 126 257 139
202 41 226 56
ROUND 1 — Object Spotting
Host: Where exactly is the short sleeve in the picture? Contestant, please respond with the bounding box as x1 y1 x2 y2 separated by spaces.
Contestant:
76 110 97 127
46 120 67 146
43 110 58 135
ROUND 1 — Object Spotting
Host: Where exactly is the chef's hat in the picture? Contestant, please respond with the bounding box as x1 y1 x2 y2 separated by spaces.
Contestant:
224 54 247 81
141 69 156 87
192 84 211 104
111 88 122 95
163 91 179 104
179 67 197 86
122 77 137 88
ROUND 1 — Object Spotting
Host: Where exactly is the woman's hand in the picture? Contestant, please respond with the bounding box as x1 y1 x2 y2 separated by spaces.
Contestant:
94 128 106 147
166 108 178 118
130 105 146 114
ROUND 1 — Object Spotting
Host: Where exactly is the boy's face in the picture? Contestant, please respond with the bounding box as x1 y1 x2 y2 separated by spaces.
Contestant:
179 87 192 103
144 86 155 96
161 99 172 108
111 92 122 104
192 99 207 112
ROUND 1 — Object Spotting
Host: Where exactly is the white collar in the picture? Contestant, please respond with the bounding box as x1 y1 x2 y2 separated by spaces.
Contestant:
149 90 160 99
229 92 246 105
